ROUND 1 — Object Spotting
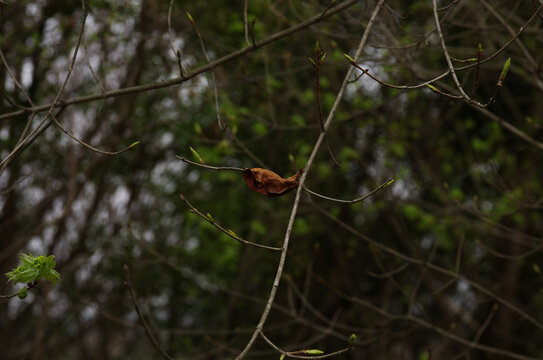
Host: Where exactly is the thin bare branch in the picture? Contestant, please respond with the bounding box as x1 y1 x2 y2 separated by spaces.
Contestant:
244 0 250 47
311 201 543 332
0 0 360 122
259 332 352 359
188 13 225 129
303 177 393 204
176 156 245 171
235 2 386 358
0 0 89 170
178 194 281 251
123 265 176 360
168 0 185 78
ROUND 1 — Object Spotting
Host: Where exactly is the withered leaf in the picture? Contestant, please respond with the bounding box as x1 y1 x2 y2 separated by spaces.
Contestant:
242 168 304 197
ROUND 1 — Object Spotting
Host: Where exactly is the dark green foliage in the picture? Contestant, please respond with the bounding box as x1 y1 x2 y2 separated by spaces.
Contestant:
0 0 542 359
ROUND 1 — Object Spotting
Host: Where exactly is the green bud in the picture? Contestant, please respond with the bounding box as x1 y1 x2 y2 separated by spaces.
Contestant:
303 349 324 355
348 333 357 345
17 287 27 299
226 229 237 237
383 178 395 188
426 84 438 93
189 146 205 165
499 57 511 81
206 213 214 223
343 53 355 63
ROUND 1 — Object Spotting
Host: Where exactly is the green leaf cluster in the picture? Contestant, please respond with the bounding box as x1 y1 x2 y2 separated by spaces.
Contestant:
5 254 60 285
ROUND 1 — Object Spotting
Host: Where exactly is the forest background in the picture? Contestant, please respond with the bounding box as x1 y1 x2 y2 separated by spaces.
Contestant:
1 0 542 359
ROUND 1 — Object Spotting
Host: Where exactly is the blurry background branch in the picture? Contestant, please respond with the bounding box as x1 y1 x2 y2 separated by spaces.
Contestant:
0 0 542 359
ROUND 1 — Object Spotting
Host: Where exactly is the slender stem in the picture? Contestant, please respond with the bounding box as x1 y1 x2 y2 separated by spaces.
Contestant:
260 331 351 359
235 2 386 359
176 156 245 171
0 0 359 122
178 194 281 251
123 265 176 360
303 177 393 204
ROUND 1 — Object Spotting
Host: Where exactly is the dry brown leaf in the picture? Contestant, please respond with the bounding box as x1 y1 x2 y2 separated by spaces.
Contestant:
242 168 304 197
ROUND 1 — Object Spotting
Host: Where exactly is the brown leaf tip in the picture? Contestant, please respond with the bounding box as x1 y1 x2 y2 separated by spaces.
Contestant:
242 168 303 197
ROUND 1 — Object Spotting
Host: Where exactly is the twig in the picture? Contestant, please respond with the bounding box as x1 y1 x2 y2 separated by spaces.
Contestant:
178 156 391 204
475 239 543 260
176 156 245 171
250 19 256 47
178 194 281 252
0 282 37 300
479 0 543 89
168 0 185 78
0 48 35 106
0 0 89 170
303 177 393 204
345 4 542 93
310 201 543 332
366 262 410 279
0 0 360 122
311 44 341 167
0 292 19 300
452 304 498 360
471 44 482 98
437 0 460 12
235 2 386 359
244 0 250 47
187 12 225 129
123 265 175 360
259 332 352 359
48 113 139 155
303 211 539 360
82 26 105 93
0 87 31 111
432 0 473 102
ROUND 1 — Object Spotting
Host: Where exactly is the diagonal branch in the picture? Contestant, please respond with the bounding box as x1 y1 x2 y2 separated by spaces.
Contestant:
123 265 176 360
178 194 281 251
0 0 359 122
234 1 386 359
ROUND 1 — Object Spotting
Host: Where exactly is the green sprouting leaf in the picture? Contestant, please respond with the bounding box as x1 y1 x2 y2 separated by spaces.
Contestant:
288 154 295 164
189 146 205 164
383 178 395 188
308 57 316 67
226 229 237 237
206 212 214 223
6 254 60 285
533 263 541 275
302 349 324 355
343 53 355 63
186 12 194 22
129 141 140 148
499 57 511 82
279 354 285 360
477 43 483 54
425 84 438 93
320 52 326 62
348 333 357 345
